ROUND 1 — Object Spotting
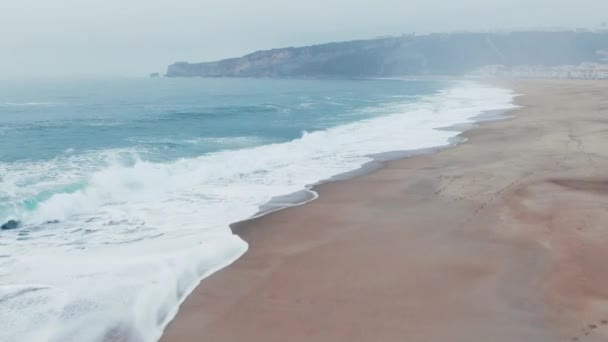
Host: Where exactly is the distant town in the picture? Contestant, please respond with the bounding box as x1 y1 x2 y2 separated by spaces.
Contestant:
470 62 608 80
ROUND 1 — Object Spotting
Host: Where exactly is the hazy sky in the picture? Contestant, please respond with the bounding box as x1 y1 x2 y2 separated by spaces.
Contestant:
1 0 607 78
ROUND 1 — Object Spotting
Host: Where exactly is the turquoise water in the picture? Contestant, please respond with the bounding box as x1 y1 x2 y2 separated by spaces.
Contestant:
0 78 515 342
0 78 440 163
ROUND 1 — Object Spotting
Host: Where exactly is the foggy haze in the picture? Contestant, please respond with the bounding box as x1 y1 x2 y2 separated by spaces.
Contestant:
1 0 607 78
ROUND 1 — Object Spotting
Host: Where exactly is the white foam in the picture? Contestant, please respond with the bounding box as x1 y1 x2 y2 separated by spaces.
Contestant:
0 81 517 342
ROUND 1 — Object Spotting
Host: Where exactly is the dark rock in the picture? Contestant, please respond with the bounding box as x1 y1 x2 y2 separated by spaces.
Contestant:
1 220 20 230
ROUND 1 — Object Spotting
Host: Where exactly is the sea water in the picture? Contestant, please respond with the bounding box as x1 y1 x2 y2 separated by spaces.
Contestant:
0 77 516 341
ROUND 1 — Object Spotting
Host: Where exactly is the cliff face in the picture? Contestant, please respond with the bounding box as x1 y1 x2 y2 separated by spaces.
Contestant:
166 31 608 78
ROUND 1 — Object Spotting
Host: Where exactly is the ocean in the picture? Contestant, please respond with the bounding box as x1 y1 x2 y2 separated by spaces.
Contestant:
0 77 515 341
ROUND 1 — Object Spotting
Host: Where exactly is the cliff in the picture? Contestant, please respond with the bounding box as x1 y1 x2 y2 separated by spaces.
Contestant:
166 31 608 78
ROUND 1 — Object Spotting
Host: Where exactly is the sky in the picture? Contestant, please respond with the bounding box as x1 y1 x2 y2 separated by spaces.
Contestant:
1 0 607 78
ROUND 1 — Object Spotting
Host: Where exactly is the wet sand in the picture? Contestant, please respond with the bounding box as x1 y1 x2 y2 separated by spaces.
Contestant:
161 80 608 342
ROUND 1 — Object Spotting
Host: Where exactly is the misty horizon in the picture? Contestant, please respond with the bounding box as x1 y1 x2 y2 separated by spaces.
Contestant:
2 0 608 78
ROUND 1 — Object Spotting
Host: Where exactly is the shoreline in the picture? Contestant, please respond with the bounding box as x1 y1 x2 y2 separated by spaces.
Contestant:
160 84 520 340
241 106 514 225
161 80 608 342
160 83 518 338
155 82 516 340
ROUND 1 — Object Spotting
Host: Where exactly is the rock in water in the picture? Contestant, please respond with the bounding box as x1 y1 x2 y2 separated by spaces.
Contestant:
1 220 20 230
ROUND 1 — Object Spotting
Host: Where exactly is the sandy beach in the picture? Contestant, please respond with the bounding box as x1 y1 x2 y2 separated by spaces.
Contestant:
161 80 608 342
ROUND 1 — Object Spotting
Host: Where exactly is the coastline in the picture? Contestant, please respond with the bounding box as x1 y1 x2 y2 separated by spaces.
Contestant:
0 79 514 342
241 107 514 224
161 80 608 342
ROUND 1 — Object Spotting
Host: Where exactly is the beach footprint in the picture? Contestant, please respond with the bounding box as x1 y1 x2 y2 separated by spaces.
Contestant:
570 319 608 341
